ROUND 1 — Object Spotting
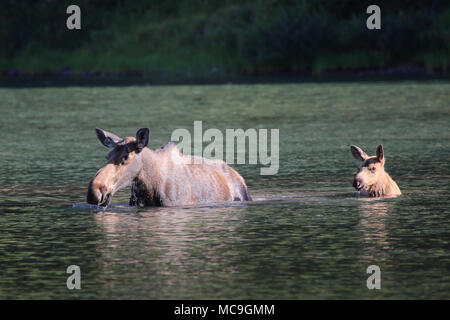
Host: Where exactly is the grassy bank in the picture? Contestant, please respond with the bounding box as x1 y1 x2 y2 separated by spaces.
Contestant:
2 0 449 80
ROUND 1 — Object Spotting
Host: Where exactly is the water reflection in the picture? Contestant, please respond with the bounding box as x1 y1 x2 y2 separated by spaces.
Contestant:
92 205 245 298
357 198 392 264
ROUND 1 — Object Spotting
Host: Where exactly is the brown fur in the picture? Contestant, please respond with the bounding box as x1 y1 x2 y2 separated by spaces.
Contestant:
350 145 401 197
87 128 252 207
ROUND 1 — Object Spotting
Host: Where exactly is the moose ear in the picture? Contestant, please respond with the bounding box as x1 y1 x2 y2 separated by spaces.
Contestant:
350 145 368 162
376 144 385 165
136 128 150 151
95 128 122 148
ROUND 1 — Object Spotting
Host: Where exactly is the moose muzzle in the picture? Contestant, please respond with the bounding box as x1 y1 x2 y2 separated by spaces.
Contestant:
86 165 117 206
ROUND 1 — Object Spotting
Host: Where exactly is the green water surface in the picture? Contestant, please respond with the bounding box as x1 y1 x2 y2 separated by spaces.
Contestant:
0 82 449 299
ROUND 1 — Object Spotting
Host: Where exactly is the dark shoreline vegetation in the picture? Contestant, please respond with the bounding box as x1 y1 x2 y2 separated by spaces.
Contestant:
2 0 449 85
2 69 450 88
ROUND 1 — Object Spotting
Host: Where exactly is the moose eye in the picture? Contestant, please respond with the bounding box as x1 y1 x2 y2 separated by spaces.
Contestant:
121 155 129 165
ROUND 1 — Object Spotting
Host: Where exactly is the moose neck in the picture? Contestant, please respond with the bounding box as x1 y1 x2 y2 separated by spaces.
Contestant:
129 148 163 206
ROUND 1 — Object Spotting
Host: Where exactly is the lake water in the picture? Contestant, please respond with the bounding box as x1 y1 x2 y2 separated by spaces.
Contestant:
0 82 449 299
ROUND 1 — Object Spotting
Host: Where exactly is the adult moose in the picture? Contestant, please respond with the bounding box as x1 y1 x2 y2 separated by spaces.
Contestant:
350 144 401 197
87 128 252 207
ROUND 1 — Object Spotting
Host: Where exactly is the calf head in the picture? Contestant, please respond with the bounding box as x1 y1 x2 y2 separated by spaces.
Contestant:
350 144 386 193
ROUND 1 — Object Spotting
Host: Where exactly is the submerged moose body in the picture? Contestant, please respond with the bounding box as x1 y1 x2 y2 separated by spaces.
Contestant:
350 144 401 197
87 128 252 207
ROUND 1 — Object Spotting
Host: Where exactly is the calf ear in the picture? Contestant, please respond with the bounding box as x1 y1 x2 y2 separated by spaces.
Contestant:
136 128 150 151
376 144 385 165
95 128 122 148
350 145 368 161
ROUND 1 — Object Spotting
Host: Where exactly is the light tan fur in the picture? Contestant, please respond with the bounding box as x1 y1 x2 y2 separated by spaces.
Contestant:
87 128 251 207
350 145 401 197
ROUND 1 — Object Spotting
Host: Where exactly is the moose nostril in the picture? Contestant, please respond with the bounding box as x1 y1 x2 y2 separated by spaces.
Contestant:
87 189 99 205
87 182 104 205
353 179 362 190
